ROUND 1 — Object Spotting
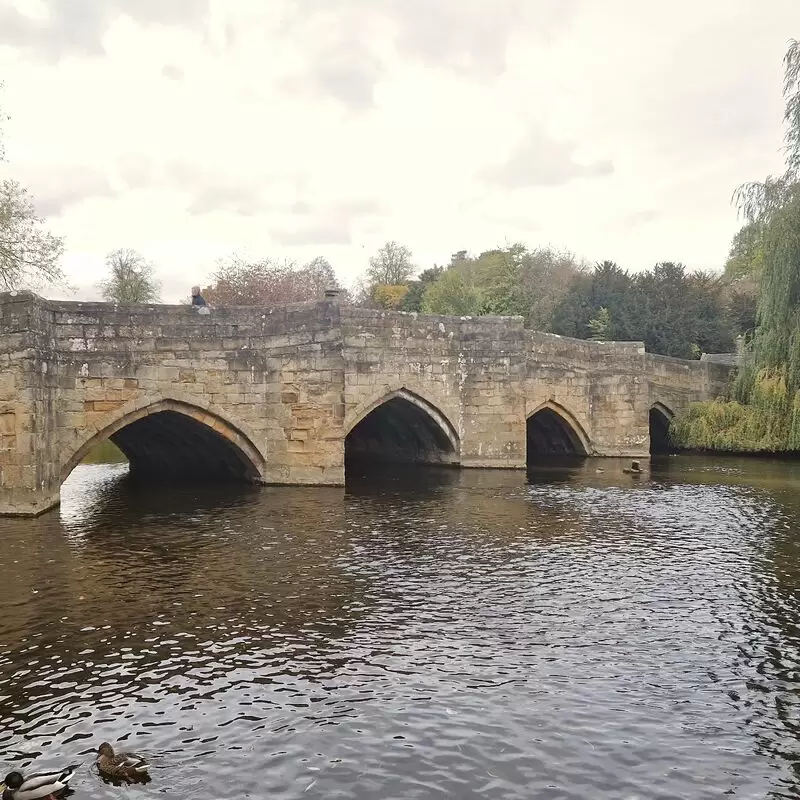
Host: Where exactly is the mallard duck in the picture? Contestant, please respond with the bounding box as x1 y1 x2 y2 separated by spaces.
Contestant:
0 764 79 800
95 743 149 783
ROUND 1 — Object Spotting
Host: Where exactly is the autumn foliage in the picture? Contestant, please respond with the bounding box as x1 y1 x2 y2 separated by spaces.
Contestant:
203 255 345 306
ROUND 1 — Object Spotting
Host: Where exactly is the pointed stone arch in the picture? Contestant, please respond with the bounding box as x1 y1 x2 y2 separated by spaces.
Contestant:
61 396 267 483
650 401 675 421
344 386 460 468
345 386 459 448
526 400 591 458
649 401 675 454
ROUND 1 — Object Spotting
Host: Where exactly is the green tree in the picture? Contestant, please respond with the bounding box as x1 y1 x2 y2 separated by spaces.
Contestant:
415 243 583 326
631 262 689 356
724 278 759 337
421 247 518 315
516 246 585 330
552 260 734 358
723 221 765 281
465 246 522 315
98 249 161 304
686 270 736 354
720 220 761 339
630 263 733 358
0 85 65 292
552 261 634 341
422 269 483 315
588 307 613 340
399 266 444 312
734 40 800 395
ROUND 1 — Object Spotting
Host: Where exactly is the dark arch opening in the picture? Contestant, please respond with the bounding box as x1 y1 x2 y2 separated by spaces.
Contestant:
345 396 458 470
649 407 674 455
526 407 588 463
73 409 262 485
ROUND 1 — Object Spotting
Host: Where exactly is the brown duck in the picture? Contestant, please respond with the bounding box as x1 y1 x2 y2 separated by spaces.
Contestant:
95 743 149 783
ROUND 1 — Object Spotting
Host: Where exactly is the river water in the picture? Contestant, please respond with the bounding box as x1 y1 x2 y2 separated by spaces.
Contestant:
1 456 800 799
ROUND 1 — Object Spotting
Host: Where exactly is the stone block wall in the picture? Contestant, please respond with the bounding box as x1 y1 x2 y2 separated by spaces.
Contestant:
523 331 649 456
0 292 734 516
0 293 62 514
645 353 732 413
0 292 346 514
340 308 528 468
521 333 732 456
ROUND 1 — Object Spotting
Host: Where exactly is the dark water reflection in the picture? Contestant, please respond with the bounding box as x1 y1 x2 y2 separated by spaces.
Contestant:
2 456 800 797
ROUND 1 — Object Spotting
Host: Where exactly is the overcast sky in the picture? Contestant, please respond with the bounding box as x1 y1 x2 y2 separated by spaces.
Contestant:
1 0 798 302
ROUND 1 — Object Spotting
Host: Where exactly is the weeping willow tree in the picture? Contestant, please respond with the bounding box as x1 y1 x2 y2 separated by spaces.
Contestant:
672 40 800 452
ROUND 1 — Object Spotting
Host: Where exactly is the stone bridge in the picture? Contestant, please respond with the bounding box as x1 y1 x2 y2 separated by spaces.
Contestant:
0 291 733 516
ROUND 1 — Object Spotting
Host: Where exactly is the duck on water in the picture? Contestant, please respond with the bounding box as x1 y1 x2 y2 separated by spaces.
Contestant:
0 765 79 800
1 742 150 799
95 742 149 784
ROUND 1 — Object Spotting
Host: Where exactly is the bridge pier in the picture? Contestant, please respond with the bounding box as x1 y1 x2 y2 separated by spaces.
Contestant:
0 292 733 516
0 487 60 518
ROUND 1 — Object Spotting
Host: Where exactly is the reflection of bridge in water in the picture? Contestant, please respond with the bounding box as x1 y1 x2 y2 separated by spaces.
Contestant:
0 291 732 515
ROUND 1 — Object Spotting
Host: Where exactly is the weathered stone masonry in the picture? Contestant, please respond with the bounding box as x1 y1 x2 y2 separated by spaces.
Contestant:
0 291 733 516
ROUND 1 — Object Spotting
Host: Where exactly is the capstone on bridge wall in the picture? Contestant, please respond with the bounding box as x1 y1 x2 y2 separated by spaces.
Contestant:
0 292 732 515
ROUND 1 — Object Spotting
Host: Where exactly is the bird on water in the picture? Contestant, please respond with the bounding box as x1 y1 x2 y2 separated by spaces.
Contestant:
95 742 149 783
0 764 79 800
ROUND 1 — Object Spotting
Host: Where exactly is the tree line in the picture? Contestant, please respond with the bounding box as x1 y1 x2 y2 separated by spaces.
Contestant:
350 242 754 360
106 237 750 361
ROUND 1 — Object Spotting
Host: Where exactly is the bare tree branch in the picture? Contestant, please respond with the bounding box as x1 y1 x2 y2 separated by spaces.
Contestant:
205 254 346 305
97 249 161 304
366 241 416 287
0 180 65 291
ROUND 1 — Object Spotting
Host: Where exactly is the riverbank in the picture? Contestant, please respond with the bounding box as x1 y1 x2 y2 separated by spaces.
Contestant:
670 386 800 454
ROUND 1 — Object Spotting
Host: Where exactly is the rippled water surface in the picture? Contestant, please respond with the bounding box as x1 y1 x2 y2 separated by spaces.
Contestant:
3 456 800 798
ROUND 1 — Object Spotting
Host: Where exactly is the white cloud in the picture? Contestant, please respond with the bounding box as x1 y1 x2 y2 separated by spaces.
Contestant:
0 0 798 302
